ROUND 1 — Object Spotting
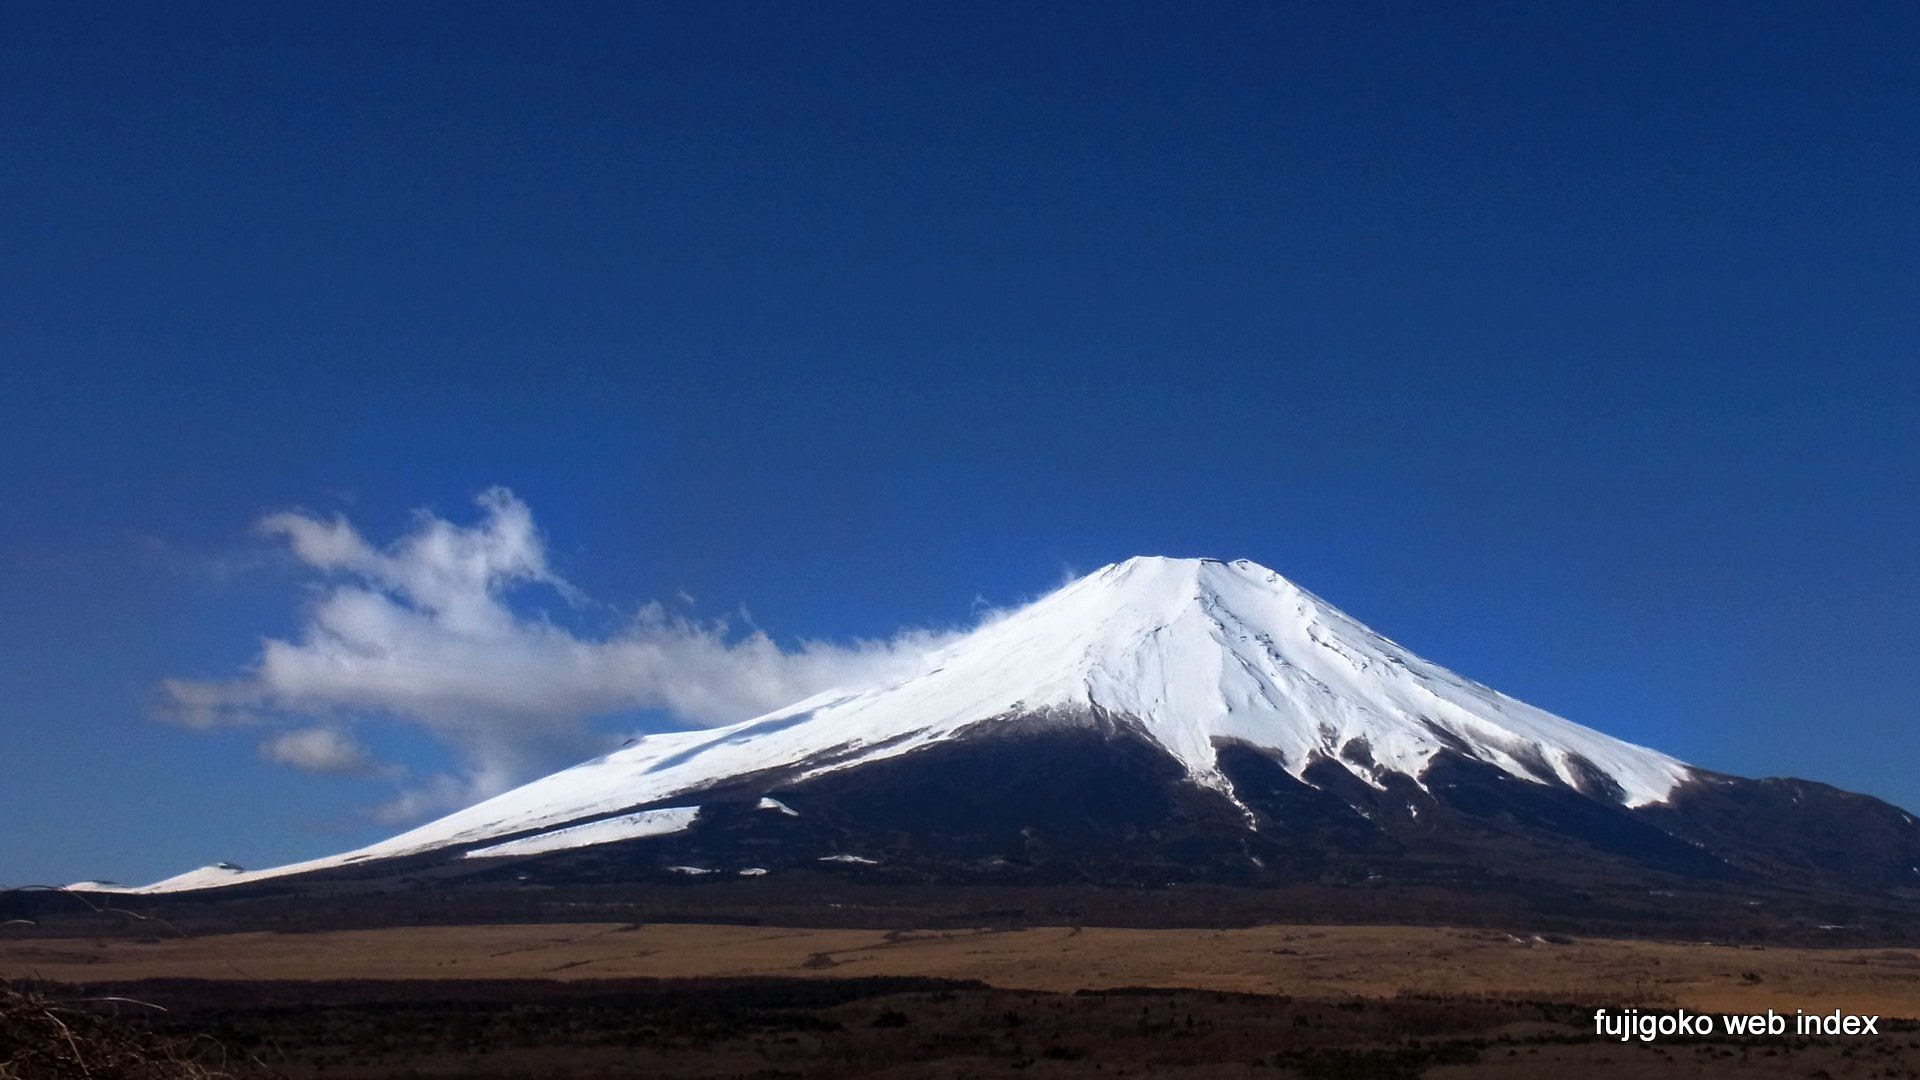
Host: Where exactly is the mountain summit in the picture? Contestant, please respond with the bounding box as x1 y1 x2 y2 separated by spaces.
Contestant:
124 557 1920 901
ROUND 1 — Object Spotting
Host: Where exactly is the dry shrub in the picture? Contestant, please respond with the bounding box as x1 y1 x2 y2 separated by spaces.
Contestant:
0 981 263 1080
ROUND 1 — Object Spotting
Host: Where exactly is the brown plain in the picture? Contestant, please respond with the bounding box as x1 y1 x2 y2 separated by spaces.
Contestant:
5 922 1919 1018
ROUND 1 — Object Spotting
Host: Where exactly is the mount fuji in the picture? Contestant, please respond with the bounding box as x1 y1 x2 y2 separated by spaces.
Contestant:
114 557 1920 905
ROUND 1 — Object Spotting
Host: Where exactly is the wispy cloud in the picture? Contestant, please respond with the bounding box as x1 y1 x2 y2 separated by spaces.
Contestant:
161 487 969 823
258 727 390 777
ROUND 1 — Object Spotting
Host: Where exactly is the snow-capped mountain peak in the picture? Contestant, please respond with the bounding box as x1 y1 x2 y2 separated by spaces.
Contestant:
860 555 1691 808
124 556 1697 891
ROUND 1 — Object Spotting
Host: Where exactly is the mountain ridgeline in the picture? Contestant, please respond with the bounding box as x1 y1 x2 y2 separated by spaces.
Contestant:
108 558 1920 915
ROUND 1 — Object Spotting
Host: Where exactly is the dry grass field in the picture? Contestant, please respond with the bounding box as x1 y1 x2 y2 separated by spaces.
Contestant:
6 921 1920 1019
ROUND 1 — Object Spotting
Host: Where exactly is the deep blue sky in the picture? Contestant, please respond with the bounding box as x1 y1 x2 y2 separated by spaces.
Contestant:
3 2 1915 886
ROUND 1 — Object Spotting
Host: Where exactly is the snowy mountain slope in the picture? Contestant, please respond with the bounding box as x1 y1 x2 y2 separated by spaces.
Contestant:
127 556 1704 893
461 806 701 859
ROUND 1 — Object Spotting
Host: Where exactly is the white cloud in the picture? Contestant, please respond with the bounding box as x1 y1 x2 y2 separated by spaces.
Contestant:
258 727 388 777
161 488 967 823
365 773 474 825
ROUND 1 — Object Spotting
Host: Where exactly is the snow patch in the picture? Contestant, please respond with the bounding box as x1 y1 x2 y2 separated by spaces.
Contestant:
130 862 248 894
463 806 699 859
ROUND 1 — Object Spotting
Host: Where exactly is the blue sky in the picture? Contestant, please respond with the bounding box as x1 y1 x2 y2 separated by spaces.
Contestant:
3 2 1915 886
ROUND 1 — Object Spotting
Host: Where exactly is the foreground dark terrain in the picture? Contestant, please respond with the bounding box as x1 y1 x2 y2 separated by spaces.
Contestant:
8 900 1920 1079
10 869 1920 950
10 975 1920 1079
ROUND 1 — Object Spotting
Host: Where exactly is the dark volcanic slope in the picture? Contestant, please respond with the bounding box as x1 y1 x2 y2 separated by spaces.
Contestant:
9 718 1920 945
512 721 1920 896
167 718 1914 911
